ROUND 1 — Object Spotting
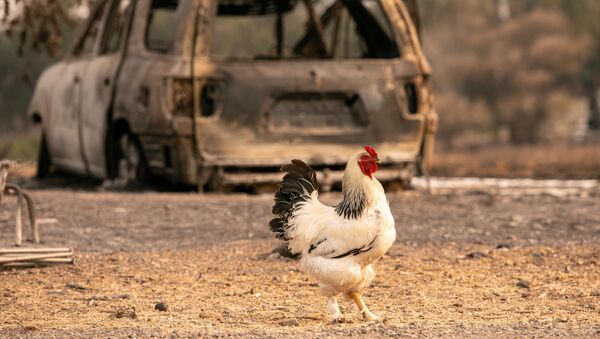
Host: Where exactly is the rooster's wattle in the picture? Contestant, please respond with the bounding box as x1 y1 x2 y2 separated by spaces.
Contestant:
269 146 396 321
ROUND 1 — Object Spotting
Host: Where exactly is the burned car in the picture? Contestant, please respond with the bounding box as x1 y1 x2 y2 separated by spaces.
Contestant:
28 0 437 190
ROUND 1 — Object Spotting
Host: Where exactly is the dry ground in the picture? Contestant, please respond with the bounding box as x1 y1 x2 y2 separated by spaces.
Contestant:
433 144 600 179
1 183 599 337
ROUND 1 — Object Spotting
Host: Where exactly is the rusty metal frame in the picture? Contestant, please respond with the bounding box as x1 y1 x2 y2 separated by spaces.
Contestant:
0 161 39 246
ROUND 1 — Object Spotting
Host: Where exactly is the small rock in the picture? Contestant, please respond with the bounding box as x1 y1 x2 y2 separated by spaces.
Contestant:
113 307 137 319
155 302 168 312
465 251 488 259
516 279 530 289
65 283 85 291
496 243 512 249
113 294 131 299
278 318 299 326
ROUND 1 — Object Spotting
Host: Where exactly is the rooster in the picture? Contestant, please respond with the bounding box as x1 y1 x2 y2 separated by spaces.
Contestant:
269 146 396 322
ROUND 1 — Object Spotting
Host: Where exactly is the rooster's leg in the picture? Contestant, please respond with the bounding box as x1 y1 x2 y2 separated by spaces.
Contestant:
347 291 379 321
327 296 342 322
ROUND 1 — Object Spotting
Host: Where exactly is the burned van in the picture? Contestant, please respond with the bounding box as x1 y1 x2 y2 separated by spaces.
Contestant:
28 0 438 190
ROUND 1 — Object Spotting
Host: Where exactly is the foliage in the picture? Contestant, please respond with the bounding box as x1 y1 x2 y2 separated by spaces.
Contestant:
0 132 39 161
0 0 88 56
0 1 84 132
422 0 596 145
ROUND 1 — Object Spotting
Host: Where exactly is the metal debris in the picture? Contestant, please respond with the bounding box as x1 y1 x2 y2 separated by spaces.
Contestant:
1 160 38 245
0 248 74 269
1 160 74 268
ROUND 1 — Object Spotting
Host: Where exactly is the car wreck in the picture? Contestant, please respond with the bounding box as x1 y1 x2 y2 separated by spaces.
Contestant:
28 0 438 191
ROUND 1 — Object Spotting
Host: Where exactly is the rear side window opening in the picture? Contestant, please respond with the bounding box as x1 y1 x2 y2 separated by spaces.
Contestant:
146 0 180 53
210 0 400 61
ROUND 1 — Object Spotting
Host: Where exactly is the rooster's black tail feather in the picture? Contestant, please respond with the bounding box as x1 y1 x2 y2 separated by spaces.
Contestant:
268 159 319 241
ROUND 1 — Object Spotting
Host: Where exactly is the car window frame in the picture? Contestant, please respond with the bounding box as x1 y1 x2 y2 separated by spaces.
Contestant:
98 0 134 56
69 0 111 60
205 0 402 63
144 0 183 55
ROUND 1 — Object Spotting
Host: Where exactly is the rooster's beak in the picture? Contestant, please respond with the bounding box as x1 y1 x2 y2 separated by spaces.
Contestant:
375 159 381 165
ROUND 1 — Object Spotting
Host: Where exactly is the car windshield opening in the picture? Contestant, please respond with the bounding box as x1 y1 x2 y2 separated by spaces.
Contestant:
210 0 400 61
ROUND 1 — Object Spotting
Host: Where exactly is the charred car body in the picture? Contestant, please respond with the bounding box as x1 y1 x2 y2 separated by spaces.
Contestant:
28 0 437 190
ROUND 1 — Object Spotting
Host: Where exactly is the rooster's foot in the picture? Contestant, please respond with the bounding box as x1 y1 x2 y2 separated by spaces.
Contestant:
362 310 380 322
327 296 342 322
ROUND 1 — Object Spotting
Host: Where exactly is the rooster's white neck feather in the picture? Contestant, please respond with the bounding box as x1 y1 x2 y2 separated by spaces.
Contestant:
335 152 376 219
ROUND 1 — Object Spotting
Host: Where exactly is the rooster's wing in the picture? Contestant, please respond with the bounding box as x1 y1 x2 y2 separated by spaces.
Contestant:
287 195 381 258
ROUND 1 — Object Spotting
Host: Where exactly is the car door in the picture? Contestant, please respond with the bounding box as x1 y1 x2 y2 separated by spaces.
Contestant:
79 0 134 178
46 1 107 174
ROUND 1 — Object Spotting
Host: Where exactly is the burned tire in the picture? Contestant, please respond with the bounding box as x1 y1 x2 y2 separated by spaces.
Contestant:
36 133 52 179
115 132 148 187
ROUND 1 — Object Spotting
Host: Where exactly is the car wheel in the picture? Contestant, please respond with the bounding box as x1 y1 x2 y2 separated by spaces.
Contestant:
36 133 52 178
115 133 147 187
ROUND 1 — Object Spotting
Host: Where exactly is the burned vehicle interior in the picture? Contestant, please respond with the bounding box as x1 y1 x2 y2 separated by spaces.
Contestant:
211 0 400 61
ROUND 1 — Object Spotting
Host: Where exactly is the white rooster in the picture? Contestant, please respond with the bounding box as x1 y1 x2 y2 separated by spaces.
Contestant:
269 146 396 322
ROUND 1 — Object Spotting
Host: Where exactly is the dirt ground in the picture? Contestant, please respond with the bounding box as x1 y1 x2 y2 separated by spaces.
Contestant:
1 181 599 337
433 144 600 179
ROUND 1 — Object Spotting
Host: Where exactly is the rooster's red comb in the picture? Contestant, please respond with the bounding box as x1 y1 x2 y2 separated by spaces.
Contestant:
364 146 378 157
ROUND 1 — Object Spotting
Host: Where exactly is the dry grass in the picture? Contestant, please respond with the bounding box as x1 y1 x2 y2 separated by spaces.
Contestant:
1 240 599 337
433 144 600 179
